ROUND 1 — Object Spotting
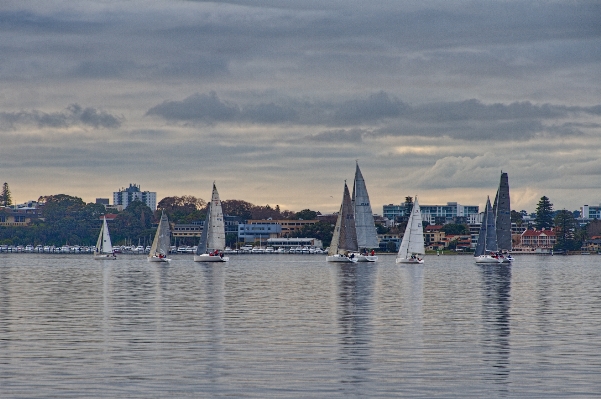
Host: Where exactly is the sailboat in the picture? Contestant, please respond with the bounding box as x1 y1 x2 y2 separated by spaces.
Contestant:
93 216 116 260
474 197 502 264
327 182 359 263
194 182 229 262
493 172 513 263
396 196 425 264
352 162 379 262
148 211 171 262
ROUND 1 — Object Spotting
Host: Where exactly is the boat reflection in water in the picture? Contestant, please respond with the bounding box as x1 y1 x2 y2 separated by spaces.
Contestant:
479 264 512 387
333 263 376 394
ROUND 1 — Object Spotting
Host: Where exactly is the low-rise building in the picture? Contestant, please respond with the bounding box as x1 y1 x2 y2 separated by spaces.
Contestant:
519 229 556 249
0 206 41 226
238 223 282 242
266 237 323 249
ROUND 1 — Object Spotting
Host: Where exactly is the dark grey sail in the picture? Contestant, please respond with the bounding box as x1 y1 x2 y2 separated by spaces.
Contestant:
475 197 498 256
195 203 211 255
493 172 512 251
328 182 359 255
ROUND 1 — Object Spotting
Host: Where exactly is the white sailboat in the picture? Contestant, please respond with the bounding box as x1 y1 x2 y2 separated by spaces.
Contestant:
93 216 116 260
148 212 171 262
474 197 502 264
327 182 359 263
194 182 229 262
352 162 379 262
396 196 425 264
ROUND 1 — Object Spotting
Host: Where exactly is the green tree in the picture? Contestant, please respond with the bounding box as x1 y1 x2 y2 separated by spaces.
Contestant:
1 183 12 207
534 196 554 230
157 195 206 223
293 209 318 220
554 209 581 251
441 223 469 235
221 199 254 221
290 221 334 247
386 241 397 252
510 210 523 226
112 200 155 245
404 196 414 214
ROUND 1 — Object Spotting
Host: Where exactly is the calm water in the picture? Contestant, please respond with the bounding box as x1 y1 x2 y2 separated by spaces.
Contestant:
1 254 600 398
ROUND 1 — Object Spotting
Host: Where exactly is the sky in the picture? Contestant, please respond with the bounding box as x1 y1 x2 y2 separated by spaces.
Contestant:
1 0 600 214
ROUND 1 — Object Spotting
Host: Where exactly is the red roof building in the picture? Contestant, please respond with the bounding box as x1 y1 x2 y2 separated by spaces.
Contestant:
520 229 556 248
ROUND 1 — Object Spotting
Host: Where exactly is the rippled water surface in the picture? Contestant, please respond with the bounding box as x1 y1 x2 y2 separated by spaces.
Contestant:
1 253 601 398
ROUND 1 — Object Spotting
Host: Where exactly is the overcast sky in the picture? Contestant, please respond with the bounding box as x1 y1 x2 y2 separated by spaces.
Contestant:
1 0 600 213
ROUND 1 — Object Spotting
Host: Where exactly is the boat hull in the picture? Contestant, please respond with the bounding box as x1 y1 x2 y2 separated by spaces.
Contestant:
94 253 116 260
356 255 378 262
396 257 424 264
194 254 229 262
474 255 502 264
148 256 171 263
326 255 358 263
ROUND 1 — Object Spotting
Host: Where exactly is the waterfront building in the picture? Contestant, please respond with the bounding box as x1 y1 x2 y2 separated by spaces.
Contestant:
424 225 445 249
247 219 318 237
383 202 479 224
520 229 556 249
113 184 156 210
173 216 242 240
377 233 401 252
238 223 282 243
266 237 323 249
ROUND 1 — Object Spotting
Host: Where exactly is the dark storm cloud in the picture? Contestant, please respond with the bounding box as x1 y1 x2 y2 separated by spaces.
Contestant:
0 104 122 130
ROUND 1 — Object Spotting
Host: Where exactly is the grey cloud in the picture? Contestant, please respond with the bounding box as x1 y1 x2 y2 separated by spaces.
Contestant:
332 92 408 124
0 104 122 130
146 92 239 123
147 92 600 141
304 128 367 143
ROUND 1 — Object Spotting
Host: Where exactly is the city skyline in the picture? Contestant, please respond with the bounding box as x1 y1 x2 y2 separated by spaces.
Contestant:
1 1 599 213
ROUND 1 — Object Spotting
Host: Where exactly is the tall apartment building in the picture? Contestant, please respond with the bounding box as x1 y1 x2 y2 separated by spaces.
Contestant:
113 184 157 210
383 202 479 224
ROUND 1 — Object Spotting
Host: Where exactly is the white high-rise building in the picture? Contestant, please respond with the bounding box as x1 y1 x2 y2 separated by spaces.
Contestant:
113 184 157 210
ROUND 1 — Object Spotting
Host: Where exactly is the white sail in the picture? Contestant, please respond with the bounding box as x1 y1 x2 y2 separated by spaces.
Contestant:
353 162 379 249
95 220 103 252
397 197 425 260
101 216 113 254
149 212 170 257
206 183 226 252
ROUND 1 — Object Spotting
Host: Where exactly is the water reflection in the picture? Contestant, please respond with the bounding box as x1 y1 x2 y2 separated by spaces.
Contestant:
201 264 225 387
400 264 424 349
334 263 376 392
479 264 511 386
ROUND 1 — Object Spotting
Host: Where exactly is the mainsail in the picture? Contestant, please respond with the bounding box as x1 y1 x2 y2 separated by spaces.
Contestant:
196 182 226 255
196 204 210 255
475 197 497 256
328 182 359 256
96 216 113 254
353 162 379 249
397 196 425 259
150 212 171 256
493 172 512 251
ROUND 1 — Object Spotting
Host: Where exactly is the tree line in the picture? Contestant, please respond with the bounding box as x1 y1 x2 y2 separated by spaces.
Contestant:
0 193 328 246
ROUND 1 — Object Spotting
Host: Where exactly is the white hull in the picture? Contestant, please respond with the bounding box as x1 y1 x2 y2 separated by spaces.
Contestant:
396 257 424 264
326 254 358 263
356 255 378 262
148 256 171 263
474 255 502 264
194 254 229 262
94 253 116 260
